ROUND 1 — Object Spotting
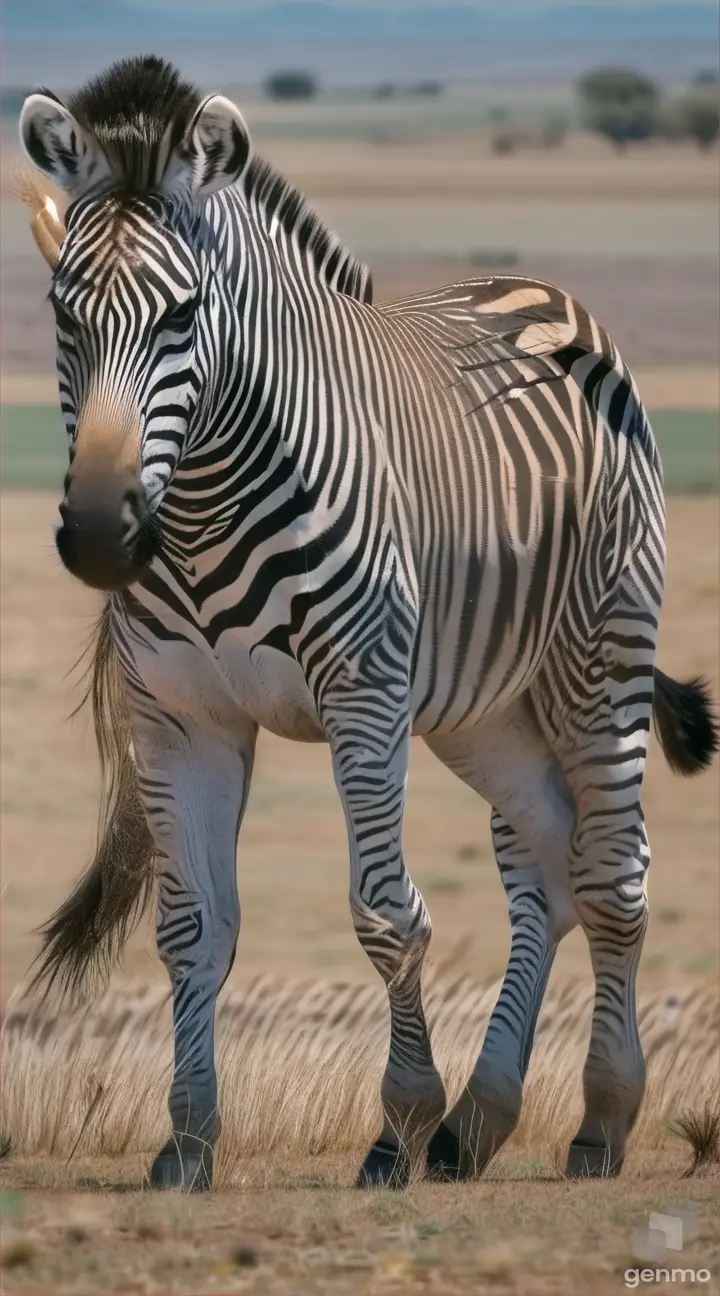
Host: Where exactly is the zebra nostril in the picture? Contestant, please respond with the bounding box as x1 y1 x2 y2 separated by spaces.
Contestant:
121 492 141 536
123 486 149 521
121 489 141 528
120 486 157 565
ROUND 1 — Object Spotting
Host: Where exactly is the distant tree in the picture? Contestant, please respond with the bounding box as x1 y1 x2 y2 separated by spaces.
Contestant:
490 129 517 156
541 114 569 149
410 81 444 98
656 98 687 142
264 71 318 102
373 83 396 100
692 69 719 87
675 87 719 150
577 67 661 150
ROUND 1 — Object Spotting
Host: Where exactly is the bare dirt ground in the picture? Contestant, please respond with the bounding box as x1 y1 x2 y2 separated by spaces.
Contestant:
2 494 718 1005
1 1154 718 1295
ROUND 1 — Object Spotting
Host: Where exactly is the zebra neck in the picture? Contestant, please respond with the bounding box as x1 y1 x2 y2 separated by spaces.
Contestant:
191 228 346 465
156 195 366 551
160 308 327 556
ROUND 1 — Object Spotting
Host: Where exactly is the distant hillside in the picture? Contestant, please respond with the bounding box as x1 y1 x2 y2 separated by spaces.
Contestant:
1 1 717 89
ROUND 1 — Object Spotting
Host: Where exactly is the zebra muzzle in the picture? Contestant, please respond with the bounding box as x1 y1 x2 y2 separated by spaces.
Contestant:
56 477 159 591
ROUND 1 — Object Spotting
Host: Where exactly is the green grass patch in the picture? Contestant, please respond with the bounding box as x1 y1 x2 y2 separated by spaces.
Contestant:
1 404 717 493
1 404 68 490
649 410 719 494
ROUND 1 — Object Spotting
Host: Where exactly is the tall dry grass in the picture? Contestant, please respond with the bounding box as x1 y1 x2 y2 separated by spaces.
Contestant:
1 973 717 1185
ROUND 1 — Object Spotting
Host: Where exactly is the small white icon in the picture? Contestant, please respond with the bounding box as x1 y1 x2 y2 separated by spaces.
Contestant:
647 1213 684 1251
631 1207 699 1263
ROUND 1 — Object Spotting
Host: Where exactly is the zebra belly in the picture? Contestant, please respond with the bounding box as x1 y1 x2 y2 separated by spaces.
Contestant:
213 633 533 743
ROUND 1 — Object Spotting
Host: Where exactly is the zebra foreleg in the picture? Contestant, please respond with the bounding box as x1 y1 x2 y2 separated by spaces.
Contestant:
130 702 257 1191
325 684 446 1189
425 704 578 1179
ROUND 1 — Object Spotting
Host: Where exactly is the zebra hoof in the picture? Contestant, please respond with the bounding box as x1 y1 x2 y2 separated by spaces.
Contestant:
355 1140 409 1190
425 1121 468 1182
565 1140 624 1179
149 1138 213 1192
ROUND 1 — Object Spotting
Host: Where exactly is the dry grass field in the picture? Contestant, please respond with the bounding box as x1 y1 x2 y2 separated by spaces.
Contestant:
1 975 719 1294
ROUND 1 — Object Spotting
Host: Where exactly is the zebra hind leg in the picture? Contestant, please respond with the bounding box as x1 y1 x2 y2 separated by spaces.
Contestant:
424 703 578 1180
554 598 655 1178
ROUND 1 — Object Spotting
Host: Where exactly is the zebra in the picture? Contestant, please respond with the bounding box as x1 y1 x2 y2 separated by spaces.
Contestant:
18 55 717 1193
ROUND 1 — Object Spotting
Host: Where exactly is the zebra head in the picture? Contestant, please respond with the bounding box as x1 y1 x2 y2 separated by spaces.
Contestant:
19 57 251 591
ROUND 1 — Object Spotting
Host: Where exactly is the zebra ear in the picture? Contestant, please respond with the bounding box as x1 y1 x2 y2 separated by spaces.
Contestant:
185 95 251 197
19 93 110 197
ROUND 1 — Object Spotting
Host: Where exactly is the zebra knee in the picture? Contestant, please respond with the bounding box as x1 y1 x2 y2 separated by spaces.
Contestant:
350 891 432 988
570 880 648 950
568 824 648 941
156 887 240 990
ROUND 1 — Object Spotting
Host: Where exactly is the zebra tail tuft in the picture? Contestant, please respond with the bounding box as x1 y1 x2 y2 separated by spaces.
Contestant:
652 668 719 777
29 603 155 1003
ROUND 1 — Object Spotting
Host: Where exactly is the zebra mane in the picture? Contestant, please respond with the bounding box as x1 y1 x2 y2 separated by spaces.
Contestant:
65 55 202 195
58 55 372 305
240 156 373 304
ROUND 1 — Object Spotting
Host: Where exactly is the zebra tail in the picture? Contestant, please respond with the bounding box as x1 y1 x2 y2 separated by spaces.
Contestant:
29 603 155 1001
653 668 719 777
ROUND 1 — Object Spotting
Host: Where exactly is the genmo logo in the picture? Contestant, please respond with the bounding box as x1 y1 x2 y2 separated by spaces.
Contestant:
625 1210 713 1288
624 1268 711 1289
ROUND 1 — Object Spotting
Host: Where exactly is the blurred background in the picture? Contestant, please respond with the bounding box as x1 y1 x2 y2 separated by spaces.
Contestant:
1 1 718 1005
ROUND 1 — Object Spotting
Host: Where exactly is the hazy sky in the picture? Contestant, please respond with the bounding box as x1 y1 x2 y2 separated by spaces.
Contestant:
2 1 716 88
124 0 714 7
